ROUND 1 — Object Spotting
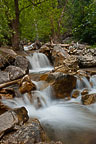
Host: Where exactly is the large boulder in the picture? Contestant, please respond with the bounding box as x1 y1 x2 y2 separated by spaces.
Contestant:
0 107 29 138
52 73 76 98
41 71 77 99
0 119 48 144
14 56 29 73
5 66 25 80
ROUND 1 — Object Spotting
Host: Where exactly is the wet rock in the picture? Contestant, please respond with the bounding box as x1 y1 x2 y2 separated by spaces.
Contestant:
0 107 29 138
52 73 76 98
81 88 89 96
0 71 10 84
72 89 80 98
14 56 29 73
19 75 36 94
5 66 25 80
82 93 96 105
0 119 48 144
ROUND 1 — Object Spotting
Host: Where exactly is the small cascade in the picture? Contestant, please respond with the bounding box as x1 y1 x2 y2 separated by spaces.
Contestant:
76 77 91 89
2 75 96 143
26 52 53 73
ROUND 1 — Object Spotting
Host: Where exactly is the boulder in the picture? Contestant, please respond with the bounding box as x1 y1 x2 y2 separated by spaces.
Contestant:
52 73 76 98
0 71 10 84
0 119 48 144
82 93 96 105
19 75 36 94
5 66 25 80
14 56 29 73
0 107 29 138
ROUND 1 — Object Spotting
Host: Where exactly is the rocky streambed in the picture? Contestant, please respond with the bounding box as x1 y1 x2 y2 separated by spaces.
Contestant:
0 42 96 144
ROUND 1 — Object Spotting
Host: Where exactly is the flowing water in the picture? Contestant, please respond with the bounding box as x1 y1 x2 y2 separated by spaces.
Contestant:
1 53 96 143
26 52 53 73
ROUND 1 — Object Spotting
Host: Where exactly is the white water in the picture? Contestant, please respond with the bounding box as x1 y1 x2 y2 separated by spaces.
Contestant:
1 76 96 143
26 53 53 73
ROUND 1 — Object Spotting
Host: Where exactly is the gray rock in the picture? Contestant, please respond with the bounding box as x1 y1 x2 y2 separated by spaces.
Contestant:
0 71 10 84
0 107 28 138
5 66 25 80
0 119 48 144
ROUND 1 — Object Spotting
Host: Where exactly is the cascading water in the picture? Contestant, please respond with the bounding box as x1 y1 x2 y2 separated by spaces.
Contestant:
2 76 96 144
26 52 53 73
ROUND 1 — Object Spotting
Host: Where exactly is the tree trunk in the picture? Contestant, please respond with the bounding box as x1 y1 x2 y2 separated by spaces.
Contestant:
11 0 20 51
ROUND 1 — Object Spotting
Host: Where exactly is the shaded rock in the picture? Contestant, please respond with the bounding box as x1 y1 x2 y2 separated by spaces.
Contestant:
0 88 15 99
19 75 36 94
0 119 48 144
0 107 29 138
14 56 29 73
78 55 96 68
0 55 8 70
72 89 80 98
5 66 25 80
81 88 89 96
0 71 10 84
5 54 15 65
82 93 96 105
52 73 76 98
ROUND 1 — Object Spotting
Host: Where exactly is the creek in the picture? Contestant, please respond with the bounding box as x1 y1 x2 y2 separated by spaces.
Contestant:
2 53 96 144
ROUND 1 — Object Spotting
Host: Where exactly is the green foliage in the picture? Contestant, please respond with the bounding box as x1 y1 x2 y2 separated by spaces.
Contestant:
72 1 96 44
0 0 96 45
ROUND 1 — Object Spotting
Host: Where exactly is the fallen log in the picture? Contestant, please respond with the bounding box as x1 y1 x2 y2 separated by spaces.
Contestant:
0 78 21 89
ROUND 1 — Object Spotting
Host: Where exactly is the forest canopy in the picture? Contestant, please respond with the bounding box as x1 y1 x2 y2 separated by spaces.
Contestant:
0 0 96 50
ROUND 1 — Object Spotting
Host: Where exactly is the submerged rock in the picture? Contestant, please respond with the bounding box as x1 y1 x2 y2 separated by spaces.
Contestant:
0 107 28 138
82 93 96 105
0 119 48 144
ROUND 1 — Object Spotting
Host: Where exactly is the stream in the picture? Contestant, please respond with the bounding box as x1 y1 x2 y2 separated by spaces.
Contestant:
2 52 96 144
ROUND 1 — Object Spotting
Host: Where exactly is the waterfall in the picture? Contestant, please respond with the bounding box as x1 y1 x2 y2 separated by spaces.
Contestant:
1 75 96 143
26 52 53 73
